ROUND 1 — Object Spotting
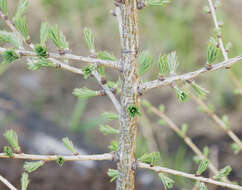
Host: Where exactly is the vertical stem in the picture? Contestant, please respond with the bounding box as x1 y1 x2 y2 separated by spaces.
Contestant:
116 0 139 190
208 0 242 89
207 0 228 61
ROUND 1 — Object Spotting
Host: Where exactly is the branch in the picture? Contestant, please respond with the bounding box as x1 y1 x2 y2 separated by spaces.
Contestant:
207 0 228 60
140 55 242 93
0 47 85 75
190 92 242 149
87 40 121 113
92 70 121 113
144 103 224 178
0 10 121 114
0 152 114 162
0 48 121 70
207 0 241 89
0 10 121 70
138 162 242 190
0 175 17 190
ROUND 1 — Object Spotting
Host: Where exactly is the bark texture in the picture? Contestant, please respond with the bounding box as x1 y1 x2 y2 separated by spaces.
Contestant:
116 0 139 190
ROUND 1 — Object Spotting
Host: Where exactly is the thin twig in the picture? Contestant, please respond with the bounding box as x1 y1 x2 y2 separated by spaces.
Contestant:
0 48 121 112
207 0 241 89
90 41 121 114
0 152 114 162
207 0 228 60
92 71 121 113
0 48 120 70
0 175 17 190
190 92 242 149
144 103 230 182
141 55 242 93
138 162 242 190
0 11 120 70
0 47 84 75
0 10 121 114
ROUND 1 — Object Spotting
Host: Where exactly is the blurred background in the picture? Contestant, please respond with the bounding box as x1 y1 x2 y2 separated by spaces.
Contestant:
0 0 241 189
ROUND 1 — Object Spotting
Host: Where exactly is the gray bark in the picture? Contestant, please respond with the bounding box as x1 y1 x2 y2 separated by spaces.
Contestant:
116 0 139 190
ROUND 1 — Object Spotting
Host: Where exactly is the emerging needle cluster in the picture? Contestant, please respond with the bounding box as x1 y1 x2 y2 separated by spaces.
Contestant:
0 0 241 190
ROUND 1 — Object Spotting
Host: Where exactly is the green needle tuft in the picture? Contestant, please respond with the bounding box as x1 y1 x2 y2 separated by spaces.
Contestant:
1 50 19 65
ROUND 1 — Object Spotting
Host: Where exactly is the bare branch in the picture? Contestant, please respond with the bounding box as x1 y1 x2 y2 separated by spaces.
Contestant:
92 70 121 113
0 175 17 190
138 162 242 190
190 92 242 149
145 103 224 179
0 152 114 162
141 55 242 93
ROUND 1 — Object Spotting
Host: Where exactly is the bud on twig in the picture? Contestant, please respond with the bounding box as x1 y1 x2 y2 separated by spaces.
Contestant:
83 27 95 54
196 159 209 176
138 152 160 166
82 65 97 79
158 173 175 190
34 44 48 58
107 169 118 182
127 104 141 118
3 146 13 157
24 161 45 173
138 50 153 76
213 165 232 180
48 24 69 54
108 141 118 152
3 129 21 153
56 156 65 166
62 137 79 156
1 50 19 65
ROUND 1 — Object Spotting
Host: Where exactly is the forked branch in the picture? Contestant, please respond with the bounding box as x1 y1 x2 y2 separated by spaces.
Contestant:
190 92 242 149
0 9 121 114
141 55 242 93
142 101 226 179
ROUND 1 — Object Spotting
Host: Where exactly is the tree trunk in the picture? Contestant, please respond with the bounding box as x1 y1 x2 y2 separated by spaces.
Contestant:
116 0 139 190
